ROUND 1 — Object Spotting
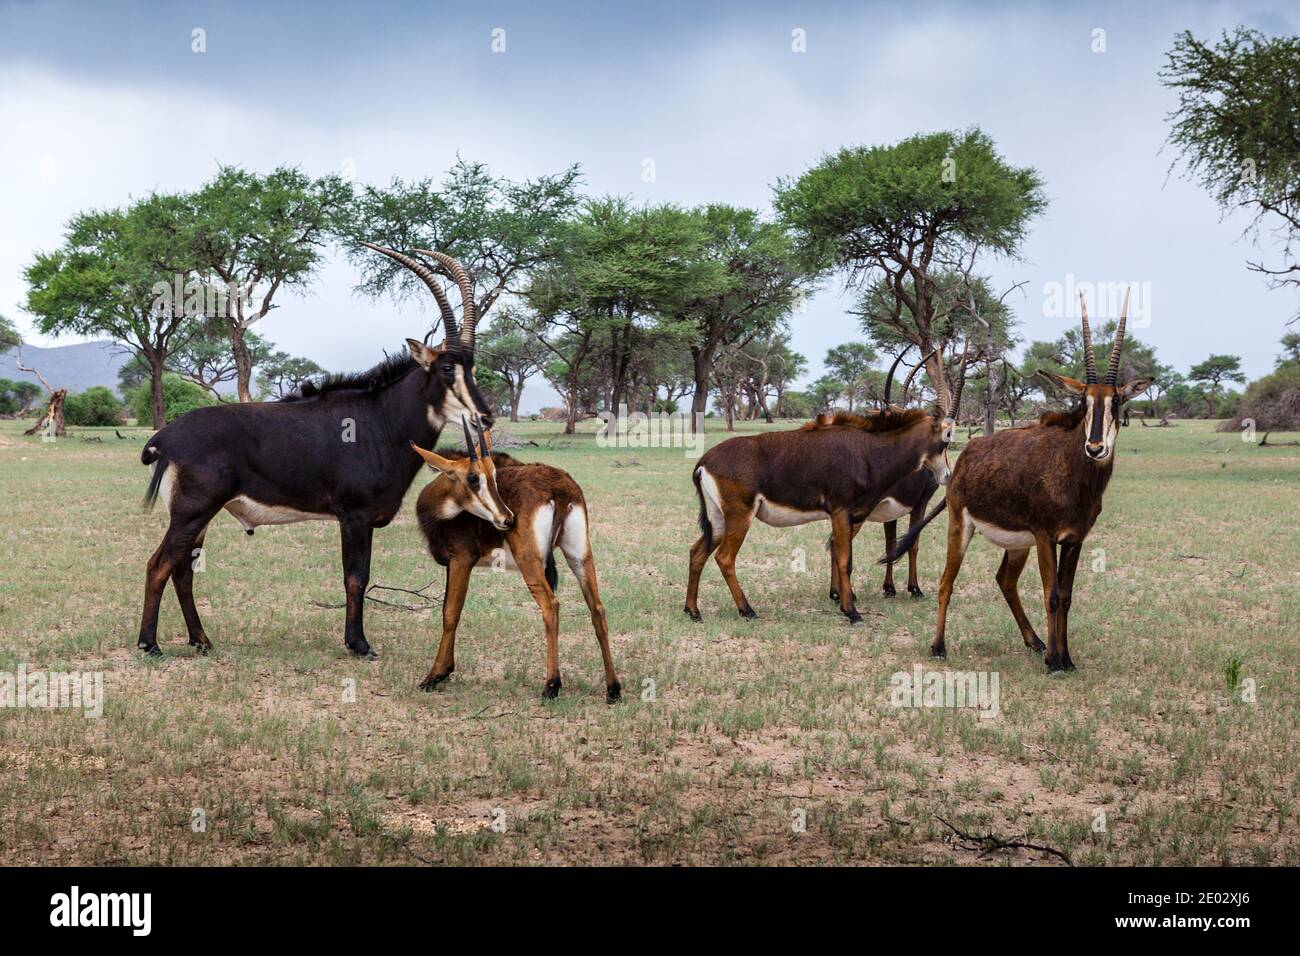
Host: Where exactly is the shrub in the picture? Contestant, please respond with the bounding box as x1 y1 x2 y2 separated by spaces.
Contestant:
64 386 123 426
1220 364 1300 432
128 373 218 424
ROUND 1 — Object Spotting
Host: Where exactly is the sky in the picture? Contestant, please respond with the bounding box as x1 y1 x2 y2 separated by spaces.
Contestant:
1 0 1296 412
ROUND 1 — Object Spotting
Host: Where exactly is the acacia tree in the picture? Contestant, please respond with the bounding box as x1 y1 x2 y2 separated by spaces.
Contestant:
349 159 580 334
1189 354 1246 416
169 318 272 397
1161 28 1300 319
189 166 352 401
24 193 197 428
682 205 807 432
775 128 1046 392
478 309 548 422
823 341 879 411
258 350 325 400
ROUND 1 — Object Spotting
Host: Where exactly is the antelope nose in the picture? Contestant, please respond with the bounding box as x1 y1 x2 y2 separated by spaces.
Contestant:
1085 442 1106 459
502 516 515 531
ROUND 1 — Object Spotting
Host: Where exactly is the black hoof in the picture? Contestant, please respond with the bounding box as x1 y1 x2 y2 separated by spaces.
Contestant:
606 681 622 704
188 637 212 655
738 605 757 620
1045 654 1068 673
138 642 162 658
1026 637 1046 653
418 672 450 692
882 584 897 597
843 608 864 625
908 586 924 599
347 639 377 659
542 677 562 700
930 644 947 658
683 607 702 622
1062 655 1076 672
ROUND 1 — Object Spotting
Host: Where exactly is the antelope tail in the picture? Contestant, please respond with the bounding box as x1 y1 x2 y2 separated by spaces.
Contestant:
692 467 712 552
141 444 169 512
879 498 946 565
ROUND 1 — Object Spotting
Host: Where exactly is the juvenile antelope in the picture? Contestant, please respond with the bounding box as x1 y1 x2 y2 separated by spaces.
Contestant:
412 430 621 702
886 291 1150 670
685 348 966 624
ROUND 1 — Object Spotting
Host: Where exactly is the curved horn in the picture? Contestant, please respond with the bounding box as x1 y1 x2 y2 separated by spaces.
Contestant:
415 249 478 355
881 343 913 407
359 241 458 344
901 348 938 405
1106 287 1130 385
950 339 971 416
461 415 478 462
1078 292 1098 384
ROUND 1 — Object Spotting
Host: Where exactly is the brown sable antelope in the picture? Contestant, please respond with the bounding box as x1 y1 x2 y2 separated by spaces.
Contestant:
822 347 941 605
885 291 1151 671
412 430 621 703
684 347 967 624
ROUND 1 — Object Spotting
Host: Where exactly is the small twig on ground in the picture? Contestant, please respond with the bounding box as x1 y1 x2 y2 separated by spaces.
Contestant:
934 814 1072 866
1175 554 1208 561
309 578 444 611
1024 743 1061 761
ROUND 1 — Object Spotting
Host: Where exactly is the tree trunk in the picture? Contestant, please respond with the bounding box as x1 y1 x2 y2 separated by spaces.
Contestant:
509 386 522 423
150 353 167 428
231 326 254 403
24 389 66 438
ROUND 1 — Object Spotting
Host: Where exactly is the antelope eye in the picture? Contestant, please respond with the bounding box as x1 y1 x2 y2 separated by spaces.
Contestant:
467 473 480 490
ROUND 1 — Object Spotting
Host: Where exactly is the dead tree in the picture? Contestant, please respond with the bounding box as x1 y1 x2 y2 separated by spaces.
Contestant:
16 350 65 438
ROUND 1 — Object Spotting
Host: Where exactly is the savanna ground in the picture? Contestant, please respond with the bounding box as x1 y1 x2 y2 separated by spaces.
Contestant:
0 410 1297 866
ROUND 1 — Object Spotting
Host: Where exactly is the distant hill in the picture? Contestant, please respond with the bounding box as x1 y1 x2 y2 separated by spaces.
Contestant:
1 341 132 395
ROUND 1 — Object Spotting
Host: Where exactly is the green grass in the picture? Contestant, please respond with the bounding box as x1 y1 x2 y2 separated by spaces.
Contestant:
0 414 1296 865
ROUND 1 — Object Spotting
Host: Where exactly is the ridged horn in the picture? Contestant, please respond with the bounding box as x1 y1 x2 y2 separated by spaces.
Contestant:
901 348 938 405
881 343 913 407
415 249 478 355
359 241 458 344
1078 292 1097 384
462 415 478 462
1106 287 1130 385
950 339 971 416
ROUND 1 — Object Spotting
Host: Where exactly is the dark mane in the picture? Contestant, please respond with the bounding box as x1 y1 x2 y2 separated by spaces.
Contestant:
1038 404 1087 429
280 350 419 402
798 408 928 433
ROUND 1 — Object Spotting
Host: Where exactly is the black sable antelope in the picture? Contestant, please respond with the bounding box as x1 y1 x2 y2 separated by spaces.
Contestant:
886 291 1150 670
137 245 496 658
822 348 941 606
684 348 966 624
412 433 621 703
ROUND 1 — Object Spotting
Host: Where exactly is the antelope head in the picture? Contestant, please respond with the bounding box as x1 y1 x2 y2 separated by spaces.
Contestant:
919 342 968 486
360 241 493 430
410 419 514 531
1037 289 1152 463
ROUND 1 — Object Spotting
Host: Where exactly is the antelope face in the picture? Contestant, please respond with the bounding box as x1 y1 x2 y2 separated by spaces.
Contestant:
924 416 956 485
409 438 515 532
1038 373 1152 462
406 339 496 431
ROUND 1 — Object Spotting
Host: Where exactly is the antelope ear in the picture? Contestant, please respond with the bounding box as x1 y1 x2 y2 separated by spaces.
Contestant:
1119 378 1152 401
409 440 454 473
1036 370 1086 395
406 338 440 370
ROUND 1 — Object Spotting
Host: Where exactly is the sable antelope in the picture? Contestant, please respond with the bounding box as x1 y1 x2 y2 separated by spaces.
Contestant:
822 347 941 605
684 347 967 624
137 245 494 658
886 291 1151 671
412 434 621 702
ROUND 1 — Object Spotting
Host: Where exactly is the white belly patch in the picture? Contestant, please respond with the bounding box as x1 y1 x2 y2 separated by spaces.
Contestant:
970 516 1035 550
224 496 332 531
754 495 824 528
866 497 909 522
